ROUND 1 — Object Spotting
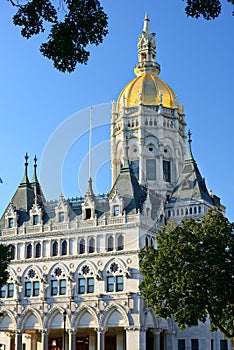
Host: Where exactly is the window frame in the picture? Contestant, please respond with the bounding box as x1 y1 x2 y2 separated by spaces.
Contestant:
146 159 156 181
7 283 14 298
163 159 171 183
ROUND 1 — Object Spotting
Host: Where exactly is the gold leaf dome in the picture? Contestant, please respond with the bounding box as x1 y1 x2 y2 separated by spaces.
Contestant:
117 14 180 112
118 73 178 109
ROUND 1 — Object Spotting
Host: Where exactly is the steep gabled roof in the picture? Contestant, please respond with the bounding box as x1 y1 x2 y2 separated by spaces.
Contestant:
109 160 146 214
168 136 214 206
0 154 46 227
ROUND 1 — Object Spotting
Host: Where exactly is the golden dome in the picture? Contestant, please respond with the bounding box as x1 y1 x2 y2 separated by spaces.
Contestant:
118 73 179 110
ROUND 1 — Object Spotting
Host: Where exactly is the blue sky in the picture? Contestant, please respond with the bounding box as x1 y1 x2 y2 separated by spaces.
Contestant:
0 0 233 220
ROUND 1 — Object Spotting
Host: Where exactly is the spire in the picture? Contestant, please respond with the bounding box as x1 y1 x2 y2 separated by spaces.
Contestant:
85 177 95 198
143 13 150 33
20 152 30 185
31 155 39 183
186 130 194 160
30 155 46 202
134 15 160 77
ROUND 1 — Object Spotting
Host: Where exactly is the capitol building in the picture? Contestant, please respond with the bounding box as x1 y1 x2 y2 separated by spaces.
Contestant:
0 15 230 350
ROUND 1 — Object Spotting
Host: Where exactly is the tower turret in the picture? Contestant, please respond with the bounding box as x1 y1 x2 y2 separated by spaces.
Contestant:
135 13 161 77
111 16 186 204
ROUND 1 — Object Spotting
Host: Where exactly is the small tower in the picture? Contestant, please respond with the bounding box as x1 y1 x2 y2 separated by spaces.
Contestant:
111 16 186 202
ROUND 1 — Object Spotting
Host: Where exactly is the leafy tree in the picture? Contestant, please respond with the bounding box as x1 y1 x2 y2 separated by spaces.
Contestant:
183 0 234 20
6 0 233 73
0 244 11 288
139 209 234 348
9 0 108 73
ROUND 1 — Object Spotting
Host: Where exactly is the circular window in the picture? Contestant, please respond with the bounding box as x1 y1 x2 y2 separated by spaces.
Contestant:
28 269 36 278
110 263 119 273
149 147 153 152
54 267 62 277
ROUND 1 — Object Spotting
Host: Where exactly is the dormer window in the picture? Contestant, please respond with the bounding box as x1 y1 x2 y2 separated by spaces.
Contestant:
33 215 38 225
59 212 65 222
85 208 91 220
8 218 14 228
114 205 120 216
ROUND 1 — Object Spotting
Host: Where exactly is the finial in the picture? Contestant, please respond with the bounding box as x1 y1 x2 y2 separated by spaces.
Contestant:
143 13 150 33
31 154 39 184
188 130 192 144
21 152 30 184
25 152 29 166
186 130 193 160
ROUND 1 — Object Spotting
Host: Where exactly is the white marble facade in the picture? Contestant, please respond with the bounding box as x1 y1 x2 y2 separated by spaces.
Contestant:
0 15 230 350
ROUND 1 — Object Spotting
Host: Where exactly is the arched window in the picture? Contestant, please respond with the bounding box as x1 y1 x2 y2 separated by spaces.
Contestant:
117 235 124 251
88 238 95 253
50 267 66 296
79 239 85 254
106 262 124 293
168 210 171 217
78 264 95 294
10 245 16 260
61 240 67 256
190 207 193 214
198 206 201 214
107 236 114 252
52 241 58 256
26 244 32 259
35 243 41 258
194 207 197 214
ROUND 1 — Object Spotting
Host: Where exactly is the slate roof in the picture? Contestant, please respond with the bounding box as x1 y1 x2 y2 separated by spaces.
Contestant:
108 160 147 214
168 139 215 206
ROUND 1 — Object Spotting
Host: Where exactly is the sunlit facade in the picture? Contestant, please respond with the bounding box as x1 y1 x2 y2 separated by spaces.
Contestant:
0 16 229 350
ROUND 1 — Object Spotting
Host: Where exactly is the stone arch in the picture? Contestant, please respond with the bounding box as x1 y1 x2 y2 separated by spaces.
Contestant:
22 264 44 279
73 304 99 329
143 308 158 329
75 260 99 275
103 257 127 274
45 306 71 329
47 262 70 277
19 307 43 330
0 309 17 331
101 303 130 327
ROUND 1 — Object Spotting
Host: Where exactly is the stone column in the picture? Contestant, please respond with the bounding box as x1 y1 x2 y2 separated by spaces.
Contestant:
68 329 76 350
152 330 161 350
41 330 48 350
89 333 96 350
125 327 146 350
165 331 175 350
15 331 22 350
116 332 124 350
95 327 106 350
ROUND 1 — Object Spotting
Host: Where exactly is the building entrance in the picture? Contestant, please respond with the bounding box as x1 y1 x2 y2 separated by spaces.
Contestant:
76 336 89 350
48 337 62 350
105 335 116 350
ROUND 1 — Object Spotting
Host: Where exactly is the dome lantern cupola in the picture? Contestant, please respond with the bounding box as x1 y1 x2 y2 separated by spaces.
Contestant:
135 13 161 77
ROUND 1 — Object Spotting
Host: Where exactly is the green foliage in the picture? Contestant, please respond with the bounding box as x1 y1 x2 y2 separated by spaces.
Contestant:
11 0 108 72
0 245 11 288
183 0 234 19
7 0 233 72
139 208 234 340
